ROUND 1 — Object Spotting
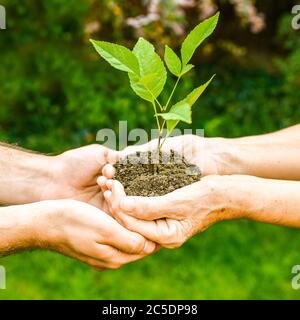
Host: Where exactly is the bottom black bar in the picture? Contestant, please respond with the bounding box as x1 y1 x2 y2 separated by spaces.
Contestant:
0 300 299 318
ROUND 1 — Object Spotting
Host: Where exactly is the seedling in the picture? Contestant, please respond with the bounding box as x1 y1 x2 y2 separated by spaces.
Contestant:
90 12 219 152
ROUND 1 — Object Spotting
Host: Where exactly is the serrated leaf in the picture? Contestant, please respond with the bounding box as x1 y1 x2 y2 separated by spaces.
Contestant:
90 40 140 74
164 45 182 77
164 102 191 133
181 64 194 76
184 75 215 106
181 12 219 66
166 75 215 132
129 37 167 102
159 102 191 123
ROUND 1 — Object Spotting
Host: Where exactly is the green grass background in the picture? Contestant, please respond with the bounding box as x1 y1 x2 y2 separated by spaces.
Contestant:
1 221 300 299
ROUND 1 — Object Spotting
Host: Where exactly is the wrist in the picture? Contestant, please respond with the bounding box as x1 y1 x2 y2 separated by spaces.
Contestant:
28 200 73 249
203 137 242 175
0 146 58 205
24 154 59 202
0 202 52 252
201 175 252 222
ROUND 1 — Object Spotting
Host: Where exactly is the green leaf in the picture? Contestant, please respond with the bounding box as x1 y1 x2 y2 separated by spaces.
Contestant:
159 101 191 123
164 45 181 77
166 119 179 133
181 64 194 76
184 75 215 106
166 75 215 132
129 37 167 102
181 12 219 66
140 73 157 86
90 39 139 74
164 101 191 133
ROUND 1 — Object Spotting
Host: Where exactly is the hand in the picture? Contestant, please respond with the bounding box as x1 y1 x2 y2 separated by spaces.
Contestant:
44 144 114 211
102 135 222 178
34 200 157 270
98 176 239 248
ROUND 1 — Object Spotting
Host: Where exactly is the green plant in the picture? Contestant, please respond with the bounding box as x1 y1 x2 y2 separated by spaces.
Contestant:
90 12 219 151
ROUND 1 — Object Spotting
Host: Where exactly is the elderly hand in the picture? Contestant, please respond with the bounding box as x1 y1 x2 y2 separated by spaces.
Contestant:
98 176 239 248
103 135 222 179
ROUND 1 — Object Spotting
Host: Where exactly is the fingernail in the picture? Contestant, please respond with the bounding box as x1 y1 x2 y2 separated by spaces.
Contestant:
120 198 136 212
144 241 156 254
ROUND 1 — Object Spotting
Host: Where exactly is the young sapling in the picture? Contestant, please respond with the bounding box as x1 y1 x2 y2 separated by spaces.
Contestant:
90 12 219 152
90 12 220 196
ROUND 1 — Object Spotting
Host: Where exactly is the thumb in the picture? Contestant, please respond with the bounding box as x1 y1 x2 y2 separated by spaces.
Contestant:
120 195 173 220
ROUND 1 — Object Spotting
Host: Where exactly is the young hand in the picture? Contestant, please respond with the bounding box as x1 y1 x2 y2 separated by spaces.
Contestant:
43 144 114 211
15 199 158 270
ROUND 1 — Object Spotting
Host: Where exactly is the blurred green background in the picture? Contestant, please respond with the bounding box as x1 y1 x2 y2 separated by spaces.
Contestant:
1 0 300 299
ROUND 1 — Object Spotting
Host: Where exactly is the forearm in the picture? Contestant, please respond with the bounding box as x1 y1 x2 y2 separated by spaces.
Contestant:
221 175 300 228
206 124 300 180
0 202 46 256
0 145 57 205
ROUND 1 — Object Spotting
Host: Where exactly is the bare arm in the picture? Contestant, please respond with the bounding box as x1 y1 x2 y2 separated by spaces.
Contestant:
100 175 300 248
0 200 155 268
0 144 56 205
110 124 300 181
207 124 300 180
0 143 111 209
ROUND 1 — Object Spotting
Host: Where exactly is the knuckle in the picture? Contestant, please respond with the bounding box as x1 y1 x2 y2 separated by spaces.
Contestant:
140 200 153 218
101 250 114 262
128 236 145 254
160 227 177 244
159 222 186 248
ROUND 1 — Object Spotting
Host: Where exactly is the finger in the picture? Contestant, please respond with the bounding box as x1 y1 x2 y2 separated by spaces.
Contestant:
106 179 113 190
95 244 158 269
115 213 182 248
106 180 175 245
111 179 125 199
97 176 108 192
105 180 125 217
106 149 119 164
102 164 116 179
103 190 113 212
116 212 162 243
101 214 157 255
119 194 175 220
82 144 108 167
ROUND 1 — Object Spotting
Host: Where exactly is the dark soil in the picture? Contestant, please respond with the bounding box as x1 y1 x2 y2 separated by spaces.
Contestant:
114 150 201 197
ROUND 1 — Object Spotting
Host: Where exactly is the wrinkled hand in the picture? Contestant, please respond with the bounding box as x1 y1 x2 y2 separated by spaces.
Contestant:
104 135 220 177
98 176 235 248
44 144 114 211
39 199 157 271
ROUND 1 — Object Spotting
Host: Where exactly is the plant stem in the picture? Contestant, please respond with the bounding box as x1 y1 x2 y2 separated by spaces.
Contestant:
158 76 181 151
165 76 181 111
144 82 164 112
154 97 164 112
152 99 161 131
160 130 171 149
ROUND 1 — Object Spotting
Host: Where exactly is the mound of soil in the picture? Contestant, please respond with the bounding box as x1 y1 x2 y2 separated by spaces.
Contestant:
114 150 201 197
